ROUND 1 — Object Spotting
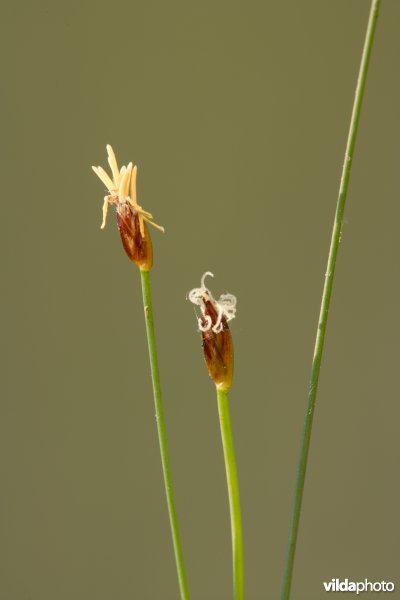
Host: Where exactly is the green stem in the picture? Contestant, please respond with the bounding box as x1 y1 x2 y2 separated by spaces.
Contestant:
280 2 381 599
217 388 244 600
140 269 190 600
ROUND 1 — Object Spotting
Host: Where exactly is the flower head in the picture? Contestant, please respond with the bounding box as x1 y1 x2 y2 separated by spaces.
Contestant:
92 145 164 270
188 272 236 390
189 272 237 333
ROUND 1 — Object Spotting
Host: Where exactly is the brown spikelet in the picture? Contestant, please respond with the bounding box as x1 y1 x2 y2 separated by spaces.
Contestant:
117 204 153 271
201 299 234 391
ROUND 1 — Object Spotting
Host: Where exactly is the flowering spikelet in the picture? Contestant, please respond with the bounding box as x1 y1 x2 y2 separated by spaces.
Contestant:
92 145 164 271
188 273 236 391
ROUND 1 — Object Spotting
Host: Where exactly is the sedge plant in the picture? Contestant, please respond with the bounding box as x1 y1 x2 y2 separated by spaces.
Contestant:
188 273 243 600
92 146 190 600
281 1 382 598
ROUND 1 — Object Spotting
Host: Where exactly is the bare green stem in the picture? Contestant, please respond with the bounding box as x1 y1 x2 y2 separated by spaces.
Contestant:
217 388 244 600
280 2 381 598
140 269 190 600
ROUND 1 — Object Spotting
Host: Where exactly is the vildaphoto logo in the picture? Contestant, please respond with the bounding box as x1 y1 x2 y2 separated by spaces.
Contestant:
323 579 395 594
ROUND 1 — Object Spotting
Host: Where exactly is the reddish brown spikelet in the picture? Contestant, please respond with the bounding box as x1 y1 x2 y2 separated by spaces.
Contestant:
117 204 153 271
201 299 234 391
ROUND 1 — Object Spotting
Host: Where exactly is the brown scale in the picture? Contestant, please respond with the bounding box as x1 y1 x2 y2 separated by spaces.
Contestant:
117 204 153 271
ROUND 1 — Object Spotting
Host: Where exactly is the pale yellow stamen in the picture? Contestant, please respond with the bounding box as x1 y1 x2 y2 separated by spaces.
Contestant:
119 162 132 200
139 215 145 237
119 165 126 182
130 165 137 203
126 164 144 236
92 166 115 192
106 145 120 187
101 196 109 229
142 216 165 233
130 205 153 219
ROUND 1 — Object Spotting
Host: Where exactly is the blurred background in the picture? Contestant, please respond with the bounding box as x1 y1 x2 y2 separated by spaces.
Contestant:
1 1 399 598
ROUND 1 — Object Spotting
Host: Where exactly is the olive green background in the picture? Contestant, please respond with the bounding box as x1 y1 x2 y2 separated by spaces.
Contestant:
1 1 399 598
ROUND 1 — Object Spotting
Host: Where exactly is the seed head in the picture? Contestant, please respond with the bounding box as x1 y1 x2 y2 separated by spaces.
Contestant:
188 273 236 391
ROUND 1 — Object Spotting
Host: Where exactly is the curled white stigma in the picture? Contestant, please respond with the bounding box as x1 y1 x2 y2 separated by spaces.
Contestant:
188 272 237 333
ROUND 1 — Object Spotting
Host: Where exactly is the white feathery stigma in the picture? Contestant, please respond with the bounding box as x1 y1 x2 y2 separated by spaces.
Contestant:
188 272 237 333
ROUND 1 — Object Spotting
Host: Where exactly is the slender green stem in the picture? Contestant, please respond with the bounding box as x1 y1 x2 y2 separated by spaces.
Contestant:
140 269 190 600
217 388 244 600
280 2 381 599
